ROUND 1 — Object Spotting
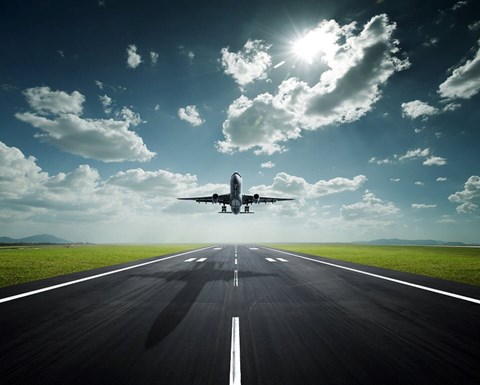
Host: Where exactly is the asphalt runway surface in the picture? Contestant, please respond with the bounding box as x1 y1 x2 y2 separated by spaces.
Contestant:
1 245 479 385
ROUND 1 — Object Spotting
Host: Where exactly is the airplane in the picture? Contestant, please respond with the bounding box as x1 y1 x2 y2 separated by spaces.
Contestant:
177 172 294 214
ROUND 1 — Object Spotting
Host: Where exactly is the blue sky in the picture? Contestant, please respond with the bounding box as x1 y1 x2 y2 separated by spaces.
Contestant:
1 0 479 243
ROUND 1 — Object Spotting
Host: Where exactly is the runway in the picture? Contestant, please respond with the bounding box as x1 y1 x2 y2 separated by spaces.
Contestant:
1 245 479 384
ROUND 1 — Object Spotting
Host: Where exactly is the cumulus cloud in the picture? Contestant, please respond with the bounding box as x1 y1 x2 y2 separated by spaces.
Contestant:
448 175 480 213
412 203 437 209
126 44 142 69
438 41 480 99
468 21 480 31
15 87 154 163
401 100 439 119
150 51 159 66
249 172 367 199
99 94 113 114
452 1 468 10
23 86 85 115
340 191 399 220
178 105 204 126
0 141 228 222
261 161 275 169
436 177 448 182
369 157 393 165
399 148 430 160
220 39 272 87
423 156 447 166
217 14 410 155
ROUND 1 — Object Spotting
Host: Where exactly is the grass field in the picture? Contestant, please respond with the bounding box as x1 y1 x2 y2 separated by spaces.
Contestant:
266 244 480 286
0 244 207 288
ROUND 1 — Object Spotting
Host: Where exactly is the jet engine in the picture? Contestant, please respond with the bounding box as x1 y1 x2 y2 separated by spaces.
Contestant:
253 193 260 204
212 193 219 204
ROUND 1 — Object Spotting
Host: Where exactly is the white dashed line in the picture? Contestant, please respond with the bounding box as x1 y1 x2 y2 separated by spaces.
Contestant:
234 270 239 287
229 317 241 385
277 258 289 262
265 258 277 263
184 258 197 262
196 258 207 262
235 259 238 265
214 247 223 250
249 247 259 250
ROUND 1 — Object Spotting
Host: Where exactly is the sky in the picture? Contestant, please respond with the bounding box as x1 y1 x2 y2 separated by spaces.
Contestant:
1 0 479 243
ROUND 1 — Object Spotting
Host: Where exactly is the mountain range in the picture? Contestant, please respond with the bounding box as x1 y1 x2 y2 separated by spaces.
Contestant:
0 234 71 244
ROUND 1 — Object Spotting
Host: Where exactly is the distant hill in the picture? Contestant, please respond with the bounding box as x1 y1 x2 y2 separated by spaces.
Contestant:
356 238 467 246
0 234 71 244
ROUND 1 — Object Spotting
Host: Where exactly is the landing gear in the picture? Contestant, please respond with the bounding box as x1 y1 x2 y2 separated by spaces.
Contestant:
221 205 227 213
244 205 250 213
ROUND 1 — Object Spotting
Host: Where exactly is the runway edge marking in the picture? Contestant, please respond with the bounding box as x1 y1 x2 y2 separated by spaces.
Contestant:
260 246 480 305
229 317 241 385
0 245 217 304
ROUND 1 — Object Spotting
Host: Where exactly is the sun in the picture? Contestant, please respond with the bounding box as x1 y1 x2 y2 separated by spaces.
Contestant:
292 32 320 64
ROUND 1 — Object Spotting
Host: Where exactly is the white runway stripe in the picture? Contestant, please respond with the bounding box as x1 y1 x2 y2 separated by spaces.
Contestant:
196 258 207 262
229 317 241 385
260 246 480 305
249 247 259 250
213 247 223 250
184 258 197 262
277 258 289 262
234 270 238 287
0 246 215 304
265 258 277 262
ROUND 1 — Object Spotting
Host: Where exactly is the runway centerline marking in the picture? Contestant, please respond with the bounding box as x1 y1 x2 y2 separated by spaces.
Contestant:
235 259 238 265
260 246 480 305
234 270 239 287
0 246 216 304
249 247 259 250
229 317 241 385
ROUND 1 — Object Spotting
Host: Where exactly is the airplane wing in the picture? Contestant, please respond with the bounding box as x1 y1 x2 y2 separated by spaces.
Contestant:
242 195 294 204
177 194 230 204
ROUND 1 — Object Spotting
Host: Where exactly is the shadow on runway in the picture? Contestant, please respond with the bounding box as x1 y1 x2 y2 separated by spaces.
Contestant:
141 262 273 350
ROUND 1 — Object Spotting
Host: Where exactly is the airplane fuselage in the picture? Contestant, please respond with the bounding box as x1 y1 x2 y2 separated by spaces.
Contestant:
230 172 243 215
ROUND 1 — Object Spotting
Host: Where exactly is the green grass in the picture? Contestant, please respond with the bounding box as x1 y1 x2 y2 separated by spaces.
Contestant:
0 244 207 288
265 244 480 286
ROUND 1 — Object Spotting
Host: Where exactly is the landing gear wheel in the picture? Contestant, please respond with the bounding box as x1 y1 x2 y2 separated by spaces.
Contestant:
221 205 227 213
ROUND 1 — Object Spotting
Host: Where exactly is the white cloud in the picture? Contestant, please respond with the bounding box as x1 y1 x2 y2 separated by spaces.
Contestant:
422 37 439 48
448 176 480 213
438 41 480 99
340 191 399 220
401 100 439 119
220 39 272 87
99 94 112 114
399 147 430 160
126 44 142 69
390 178 400 182
436 177 448 182
369 157 392 165
412 203 437 209
15 87 154 163
468 21 480 31
23 86 85 115
423 156 447 166
95 80 104 90
150 51 159 66
260 161 275 169
415 181 425 186
178 105 204 126
0 141 229 223
217 14 410 155
249 172 366 199
452 1 468 10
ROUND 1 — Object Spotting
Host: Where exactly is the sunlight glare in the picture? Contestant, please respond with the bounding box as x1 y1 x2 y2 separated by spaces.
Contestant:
293 32 320 64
